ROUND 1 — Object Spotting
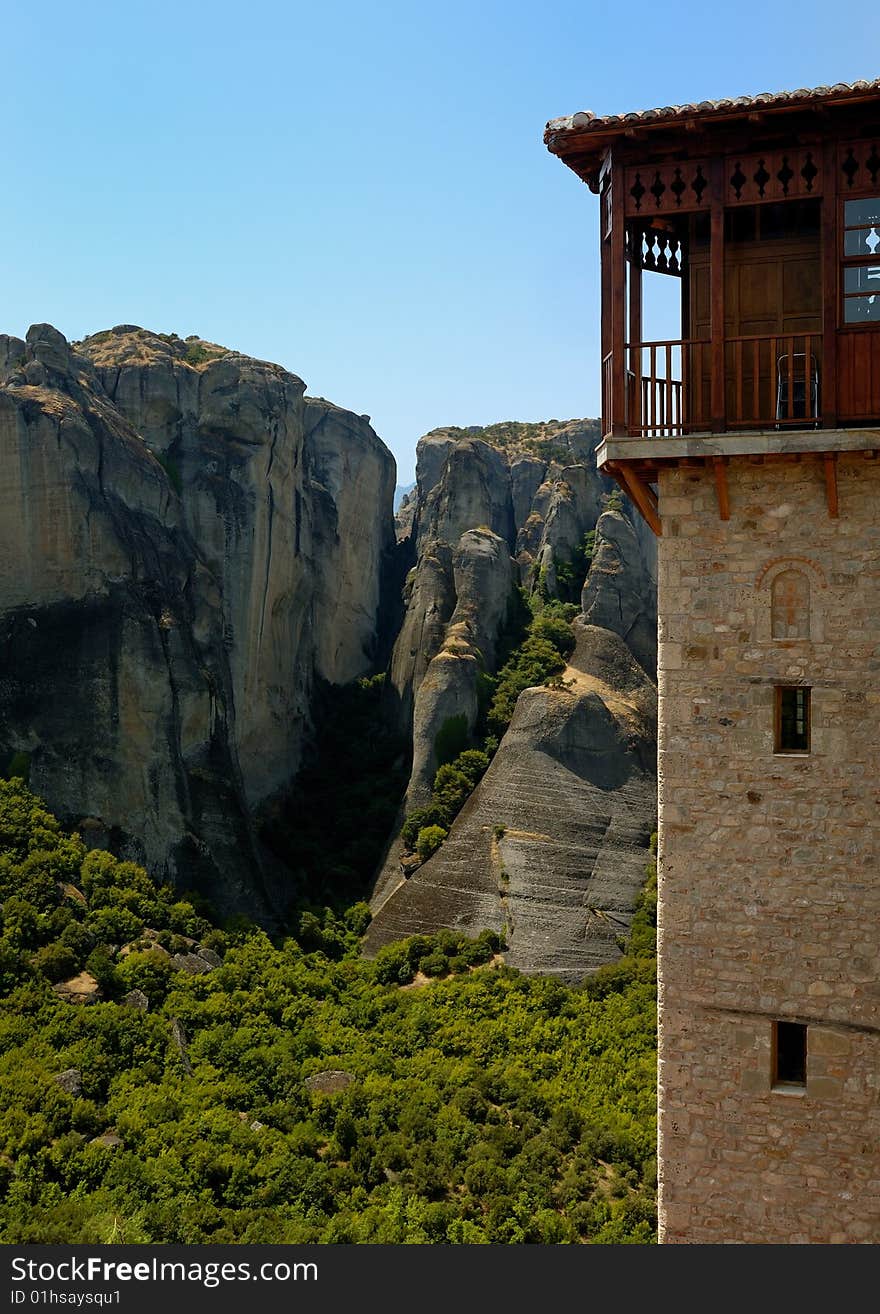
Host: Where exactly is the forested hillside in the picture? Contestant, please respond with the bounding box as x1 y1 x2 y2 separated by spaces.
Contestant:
0 778 657 1244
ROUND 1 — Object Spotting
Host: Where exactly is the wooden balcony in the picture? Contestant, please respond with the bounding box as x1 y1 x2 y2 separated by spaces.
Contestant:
609 334 824 438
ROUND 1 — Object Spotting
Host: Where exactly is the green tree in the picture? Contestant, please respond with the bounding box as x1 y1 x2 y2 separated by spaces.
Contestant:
415 825 447 862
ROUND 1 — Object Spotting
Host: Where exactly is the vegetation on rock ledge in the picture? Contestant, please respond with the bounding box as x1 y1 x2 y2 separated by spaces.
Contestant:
401 597 578 864
0 778 657 1244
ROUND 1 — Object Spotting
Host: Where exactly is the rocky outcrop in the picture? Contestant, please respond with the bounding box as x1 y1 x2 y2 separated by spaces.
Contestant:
366 621 657 981
52 972 101 1004
0 324 396 917
53 1069 83 1095
582 509 657 676
370 419 658 960
407 529 514 806
388 420 613 732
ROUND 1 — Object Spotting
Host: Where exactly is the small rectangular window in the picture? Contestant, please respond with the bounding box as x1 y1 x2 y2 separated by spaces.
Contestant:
844 197 880 227
773 1021 807 1087
775 686 810 753
842 197 880 325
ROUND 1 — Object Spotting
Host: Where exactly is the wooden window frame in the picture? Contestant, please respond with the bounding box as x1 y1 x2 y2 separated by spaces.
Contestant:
841 194 880 330
774 685 811 755
772 1020 808 1091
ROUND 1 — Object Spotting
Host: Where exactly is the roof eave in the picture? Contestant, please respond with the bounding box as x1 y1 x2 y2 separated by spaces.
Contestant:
544 82 880 185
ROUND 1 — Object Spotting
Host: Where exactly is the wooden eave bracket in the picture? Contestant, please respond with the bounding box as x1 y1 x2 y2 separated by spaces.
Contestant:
712 456 730 521
614 464 662 536
823 452 839 518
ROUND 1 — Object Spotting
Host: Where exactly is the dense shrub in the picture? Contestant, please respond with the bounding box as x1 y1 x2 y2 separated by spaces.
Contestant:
415 825 447 862
0 782 658 1246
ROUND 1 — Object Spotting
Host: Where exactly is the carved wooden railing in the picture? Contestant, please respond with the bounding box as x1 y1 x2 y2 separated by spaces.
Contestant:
611 334 821 437
725 333 821 428
625 338 709 436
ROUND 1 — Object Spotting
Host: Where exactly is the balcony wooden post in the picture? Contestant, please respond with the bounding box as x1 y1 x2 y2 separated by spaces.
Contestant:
710 158 726 433
610 155 628 434
629 232 642 434
821 140 838 429
599 160 614 438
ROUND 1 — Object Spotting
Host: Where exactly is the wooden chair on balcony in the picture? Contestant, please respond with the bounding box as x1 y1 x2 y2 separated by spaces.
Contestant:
775 353 820 428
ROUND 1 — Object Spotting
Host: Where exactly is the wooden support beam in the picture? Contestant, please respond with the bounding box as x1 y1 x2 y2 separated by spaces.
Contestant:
709 159 726 434
823 453 839 518
820 141 839 429
609 157 628 435
712 456 730 521
629 234 642 435
616 464 662 536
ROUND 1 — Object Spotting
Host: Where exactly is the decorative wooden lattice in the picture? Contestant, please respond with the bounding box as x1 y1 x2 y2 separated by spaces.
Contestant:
624 161 709 216
626 223 685 276
725 149 822 205
625 149 826 216
839 140 880 192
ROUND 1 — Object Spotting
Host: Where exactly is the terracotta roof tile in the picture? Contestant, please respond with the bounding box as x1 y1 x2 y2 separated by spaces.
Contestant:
545 78 880 142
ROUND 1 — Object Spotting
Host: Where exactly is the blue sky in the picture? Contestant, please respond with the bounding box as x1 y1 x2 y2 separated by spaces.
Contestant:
0 1 868 479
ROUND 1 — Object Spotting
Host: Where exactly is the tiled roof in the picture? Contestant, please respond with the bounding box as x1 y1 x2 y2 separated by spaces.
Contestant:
545 78 880 143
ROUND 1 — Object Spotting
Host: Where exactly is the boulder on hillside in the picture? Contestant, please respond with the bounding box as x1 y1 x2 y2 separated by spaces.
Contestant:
305 1070 355 1095
122 989 149 1012
53 1068 83 1096
52 972 101 1005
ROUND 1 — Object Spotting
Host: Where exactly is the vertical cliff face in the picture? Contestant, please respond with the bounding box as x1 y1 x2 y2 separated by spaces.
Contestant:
0 324 395 915
581 509 658 677
368 419 658 979
387 418 638 806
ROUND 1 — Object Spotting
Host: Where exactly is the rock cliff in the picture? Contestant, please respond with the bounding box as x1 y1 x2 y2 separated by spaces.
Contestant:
389 419 618 802
1 327 658 979
368 419 658 977
0 324 395 916
366 622 657 981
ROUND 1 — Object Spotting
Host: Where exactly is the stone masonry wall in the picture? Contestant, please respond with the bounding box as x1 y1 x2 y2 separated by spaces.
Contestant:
657 453 880 1244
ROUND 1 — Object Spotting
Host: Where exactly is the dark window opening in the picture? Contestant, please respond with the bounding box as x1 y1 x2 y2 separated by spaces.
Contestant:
773 1021 807 1087
775 685 810 753
724 199 820 246
689 210 710 249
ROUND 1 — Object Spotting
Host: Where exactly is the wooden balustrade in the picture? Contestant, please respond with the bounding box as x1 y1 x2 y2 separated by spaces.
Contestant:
623 338 709 436
725 334 821 428
609 334 822 436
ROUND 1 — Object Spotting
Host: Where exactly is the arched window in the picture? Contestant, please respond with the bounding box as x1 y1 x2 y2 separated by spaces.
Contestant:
771 570 810 639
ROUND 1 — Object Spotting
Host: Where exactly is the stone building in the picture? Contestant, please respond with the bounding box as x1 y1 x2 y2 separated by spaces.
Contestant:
546 80 880 1242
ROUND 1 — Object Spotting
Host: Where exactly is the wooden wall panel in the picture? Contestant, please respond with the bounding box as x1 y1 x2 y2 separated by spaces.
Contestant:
838 331 880 420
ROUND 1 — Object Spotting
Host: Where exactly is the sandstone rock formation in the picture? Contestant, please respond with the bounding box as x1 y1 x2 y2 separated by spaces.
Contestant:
366 621 657 980
368 415 658 978
407 528 514 806
582 509 657 676
0 324 396 917
388 419 620 793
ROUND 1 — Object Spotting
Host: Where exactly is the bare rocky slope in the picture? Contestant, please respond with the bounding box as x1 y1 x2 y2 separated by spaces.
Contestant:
0 324 396 918
367 420 658 980
367 621 657 981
